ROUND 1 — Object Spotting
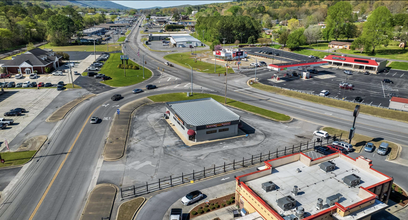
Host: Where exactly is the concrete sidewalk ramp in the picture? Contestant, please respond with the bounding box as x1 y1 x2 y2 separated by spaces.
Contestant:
46 94 95 122
103 98 153 161
80 183 117 220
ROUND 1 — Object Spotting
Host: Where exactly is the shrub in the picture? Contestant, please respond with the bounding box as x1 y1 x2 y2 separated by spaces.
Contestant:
222 203 226 207
197 209 203 214
133 65 139 70
44 67 51 73
227 200 232 205
192 211 197 215
210 203 214 206
205 204 209 208
231 196 235 200
203 208 209 212
215 204 220 208
211 206 216 210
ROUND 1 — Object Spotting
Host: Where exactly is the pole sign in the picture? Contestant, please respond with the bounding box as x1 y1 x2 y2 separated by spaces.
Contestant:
117 109 120 115
349 127 355 140
353 105 360 117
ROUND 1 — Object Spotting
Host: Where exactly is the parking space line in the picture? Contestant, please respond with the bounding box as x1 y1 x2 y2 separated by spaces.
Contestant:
183 83 190 87
385 72 389 75
401 73 405 78
167 77 171 81
393 72 397 76
174 84 180 88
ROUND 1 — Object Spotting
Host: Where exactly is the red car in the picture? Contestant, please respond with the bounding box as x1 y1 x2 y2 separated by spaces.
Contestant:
38 82 44 87
327 145 347 153
0 73 11 78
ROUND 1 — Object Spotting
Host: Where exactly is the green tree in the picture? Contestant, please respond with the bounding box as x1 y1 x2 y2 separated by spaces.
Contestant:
343 23 358 40
46 14 75 46
0 28 12 51
325 1 353 40
286 28 306 50
186 6 193 15
248 36 256 44
110 15 118 21
278 30 289 46
172 13 180 21
288 18 299 30
227 6 242 16
361 6 393 53
351 37 372 53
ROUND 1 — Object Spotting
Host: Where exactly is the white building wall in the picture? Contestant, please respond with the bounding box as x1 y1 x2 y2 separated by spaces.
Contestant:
389 101 408 112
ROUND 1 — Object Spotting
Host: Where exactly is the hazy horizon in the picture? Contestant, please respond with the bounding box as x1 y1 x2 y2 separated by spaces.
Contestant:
113 1 231 9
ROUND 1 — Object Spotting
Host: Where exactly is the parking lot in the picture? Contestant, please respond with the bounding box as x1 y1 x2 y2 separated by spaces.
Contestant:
259 66 408 106
96 103 319 187
243 46 318 63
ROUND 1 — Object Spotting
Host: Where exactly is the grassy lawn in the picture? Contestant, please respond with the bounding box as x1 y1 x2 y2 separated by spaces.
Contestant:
335 43 408 61
290 49 332 58
322 127 399 160
0 151 37 168
164 51 234 74
302 42 330 50
117 197 145 220
82 71 88 76
99 53 152 87
148 93 291 121
37 43 121 52
125 30 131 35
270 44 282 49
387 61 408 70
251 82 408 122
118 36 126 42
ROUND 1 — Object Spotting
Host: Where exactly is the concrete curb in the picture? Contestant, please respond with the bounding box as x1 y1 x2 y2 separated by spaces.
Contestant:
387 142 402 161
46 94 95 122
103 98 153 161
80 183 118 220
0 136 48 170
131 197 150 220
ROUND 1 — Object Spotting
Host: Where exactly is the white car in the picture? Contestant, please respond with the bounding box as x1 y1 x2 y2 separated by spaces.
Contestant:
250 63 260 67
309 55 315 58
181 190 204 205
22 81 31 88
319 90 330 96
90 117 99 124
313 130 329 138
15 74 23 79
52 71 63 76
29 73 37 79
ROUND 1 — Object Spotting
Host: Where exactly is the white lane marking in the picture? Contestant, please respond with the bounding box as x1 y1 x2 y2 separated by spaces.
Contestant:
324 112 332 116
174 84 180 88
401 73 405 78
102 104 109 107
112 105 119 107
167 77 171 81
184 83 190 87
385 72 389 75
234 88 252 92
103 117 111 120
221 177 230 181
393 72 397 76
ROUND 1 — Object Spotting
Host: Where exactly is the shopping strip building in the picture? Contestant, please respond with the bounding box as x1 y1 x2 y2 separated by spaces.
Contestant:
235 152 393 220
165 98 240 142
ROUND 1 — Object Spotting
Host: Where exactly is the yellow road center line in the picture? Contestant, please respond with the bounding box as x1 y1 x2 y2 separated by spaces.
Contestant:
29 107 99 220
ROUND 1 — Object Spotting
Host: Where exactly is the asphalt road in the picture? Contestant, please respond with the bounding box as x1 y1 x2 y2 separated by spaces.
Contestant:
0 15 408 220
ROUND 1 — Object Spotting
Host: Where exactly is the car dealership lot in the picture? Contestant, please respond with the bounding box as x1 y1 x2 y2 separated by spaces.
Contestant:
259 67 408 106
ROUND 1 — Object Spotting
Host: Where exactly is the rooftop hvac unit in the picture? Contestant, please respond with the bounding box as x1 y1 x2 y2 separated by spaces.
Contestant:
262 181 276 192
292 186 298 196
296 207 304 219
283 214 298 220
326 193 342 206
343 174 361 187
319 161 336 172
277 196 297 211
316 198 324 210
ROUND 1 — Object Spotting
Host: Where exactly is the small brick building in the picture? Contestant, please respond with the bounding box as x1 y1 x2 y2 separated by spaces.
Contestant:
328 41 352 50
0 48 62 75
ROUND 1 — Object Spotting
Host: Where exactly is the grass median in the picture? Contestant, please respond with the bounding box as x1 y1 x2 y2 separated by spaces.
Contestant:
118 36 126 42
38 43 121 52
164 51 234 74
99 53 152 87
388 61 408 70
322 127 399 160
117 197 145 220
0 151 37 168
148 93 291 121
251 82 408 122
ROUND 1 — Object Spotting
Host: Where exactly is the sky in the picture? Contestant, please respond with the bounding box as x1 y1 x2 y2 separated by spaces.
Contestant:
113 1 231 9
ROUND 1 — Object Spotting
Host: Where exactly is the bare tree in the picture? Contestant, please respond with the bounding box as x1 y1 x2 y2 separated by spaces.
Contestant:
304 25 322 45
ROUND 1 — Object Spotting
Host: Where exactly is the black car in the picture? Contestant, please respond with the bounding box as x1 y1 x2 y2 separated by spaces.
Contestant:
315 146 331 154
88 72 97 77
102 75 112 80
364 71 370 75
57 85 65 91
57 81 64 86
111 94 122 101
146 85 157 90
11 108 26 113
383 79 393 84
44 82 53 87
354 97 363 102
31 82 37 87
274 53 279 56
7 82 15 88
4 111 21 116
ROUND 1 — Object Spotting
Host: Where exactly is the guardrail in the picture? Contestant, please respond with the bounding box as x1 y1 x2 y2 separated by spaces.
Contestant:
120 135 343 199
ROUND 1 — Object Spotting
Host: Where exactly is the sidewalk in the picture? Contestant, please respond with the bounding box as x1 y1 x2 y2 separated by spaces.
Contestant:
306 48 408 63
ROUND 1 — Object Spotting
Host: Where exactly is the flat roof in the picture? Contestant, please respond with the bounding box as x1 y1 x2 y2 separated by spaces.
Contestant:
268 61 327 68
166 98 240 126
323 55 386 66
171 35 201 43
245 157 387 217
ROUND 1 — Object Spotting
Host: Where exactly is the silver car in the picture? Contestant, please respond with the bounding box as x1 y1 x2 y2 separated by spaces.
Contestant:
377 142 389 155
90 117 99 124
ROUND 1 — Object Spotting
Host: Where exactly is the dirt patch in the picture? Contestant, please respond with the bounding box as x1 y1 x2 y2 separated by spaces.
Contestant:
390 184 408 206
190 193 235 218
17 135 47 151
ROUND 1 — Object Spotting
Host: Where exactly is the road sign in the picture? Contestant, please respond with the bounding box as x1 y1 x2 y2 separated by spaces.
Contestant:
117 109 120 115
120 55 129 60
237 62 241 65
348 127 355 140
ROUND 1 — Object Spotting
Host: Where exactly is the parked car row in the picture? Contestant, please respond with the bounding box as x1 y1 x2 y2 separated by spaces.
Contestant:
0 81 62 88
257 50 279 56
3 108 26 117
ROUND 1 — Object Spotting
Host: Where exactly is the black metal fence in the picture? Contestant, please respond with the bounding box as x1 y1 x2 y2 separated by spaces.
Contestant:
120 135 342 199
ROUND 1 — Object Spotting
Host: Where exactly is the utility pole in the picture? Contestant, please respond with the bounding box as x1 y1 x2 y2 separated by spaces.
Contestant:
94 38 96 61
186 63 193 95
255 58 257 82
142 55 145 78
214 55 216 73
224 62 228 104
69 58 74 88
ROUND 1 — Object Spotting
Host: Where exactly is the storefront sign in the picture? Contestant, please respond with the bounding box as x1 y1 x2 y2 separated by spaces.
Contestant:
235 51 243 56
206 122 231 128
174 114 184 125
216 50 222 55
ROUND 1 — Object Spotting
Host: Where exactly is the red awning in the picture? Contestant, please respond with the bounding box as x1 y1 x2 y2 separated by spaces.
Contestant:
187 129 195 136
166 111 170 114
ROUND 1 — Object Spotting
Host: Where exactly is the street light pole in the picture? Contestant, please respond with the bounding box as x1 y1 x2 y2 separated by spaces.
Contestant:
186 63 193 95
69 58 74 88
142 55 145 79
93 39 96 61
255 58 257 82
224 62 228 104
